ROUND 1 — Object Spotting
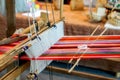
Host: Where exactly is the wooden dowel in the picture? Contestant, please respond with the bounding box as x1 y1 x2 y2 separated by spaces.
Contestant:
60 0 64 19
0 62 30 80
46 66 115 80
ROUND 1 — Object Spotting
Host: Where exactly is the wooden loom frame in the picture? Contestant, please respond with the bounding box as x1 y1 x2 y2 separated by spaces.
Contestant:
0 0 120 80
0 0 64 80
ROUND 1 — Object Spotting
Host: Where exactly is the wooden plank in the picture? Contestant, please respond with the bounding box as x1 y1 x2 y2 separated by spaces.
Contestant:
46 66 116 80
5 0 16 37
60 0 64 19
0 59 15 71
0 62 30 80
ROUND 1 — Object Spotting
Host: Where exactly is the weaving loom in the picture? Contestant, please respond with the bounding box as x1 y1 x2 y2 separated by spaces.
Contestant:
1 0 120 80
1 33 120 79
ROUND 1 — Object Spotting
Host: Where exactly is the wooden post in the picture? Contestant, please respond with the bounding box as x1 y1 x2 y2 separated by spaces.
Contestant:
60 0 64 19
5 0 16 37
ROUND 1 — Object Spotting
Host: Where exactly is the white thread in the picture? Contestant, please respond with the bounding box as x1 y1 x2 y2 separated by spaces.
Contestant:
25 21 64 73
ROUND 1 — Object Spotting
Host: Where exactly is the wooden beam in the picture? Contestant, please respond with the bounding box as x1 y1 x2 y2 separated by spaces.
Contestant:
5 0 16 37
46 66 116 80
0 59 15 72
0 62 30 80
60 0 64 19
0 19 62 68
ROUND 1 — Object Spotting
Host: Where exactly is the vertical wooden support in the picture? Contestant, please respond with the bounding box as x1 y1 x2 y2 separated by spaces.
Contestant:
60 0 64 19
0 62 30 80
5 0 16 37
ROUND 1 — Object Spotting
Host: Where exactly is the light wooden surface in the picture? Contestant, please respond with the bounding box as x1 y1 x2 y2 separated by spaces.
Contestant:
0 62 30 80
